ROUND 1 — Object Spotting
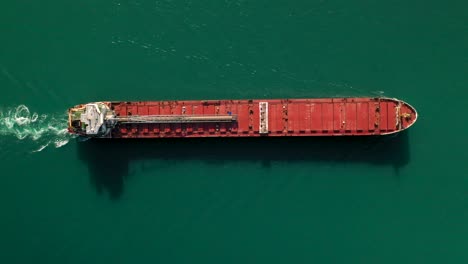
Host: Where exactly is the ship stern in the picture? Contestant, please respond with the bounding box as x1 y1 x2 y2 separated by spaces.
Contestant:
67 102 114 137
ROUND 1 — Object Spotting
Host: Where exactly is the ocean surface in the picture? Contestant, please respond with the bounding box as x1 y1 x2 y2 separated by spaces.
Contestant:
0 0 467 263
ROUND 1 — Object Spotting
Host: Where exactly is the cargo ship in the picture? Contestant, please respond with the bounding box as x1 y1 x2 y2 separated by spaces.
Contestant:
68 97 417 138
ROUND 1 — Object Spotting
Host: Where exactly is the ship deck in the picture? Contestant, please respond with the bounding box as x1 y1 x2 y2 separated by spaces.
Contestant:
107 97 417 138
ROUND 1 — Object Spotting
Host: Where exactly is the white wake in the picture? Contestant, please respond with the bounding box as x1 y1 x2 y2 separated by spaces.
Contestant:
0 105 74 152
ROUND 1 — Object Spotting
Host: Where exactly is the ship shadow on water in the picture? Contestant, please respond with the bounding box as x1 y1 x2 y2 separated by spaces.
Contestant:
77 131 410 200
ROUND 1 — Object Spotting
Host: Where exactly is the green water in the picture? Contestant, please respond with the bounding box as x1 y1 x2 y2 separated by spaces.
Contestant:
0 0 467 263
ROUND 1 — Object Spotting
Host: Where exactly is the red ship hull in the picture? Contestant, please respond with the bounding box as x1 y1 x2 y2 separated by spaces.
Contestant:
68 97 417 138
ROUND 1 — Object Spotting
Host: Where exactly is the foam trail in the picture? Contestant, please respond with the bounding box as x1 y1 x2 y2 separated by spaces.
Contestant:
0 105 74 152
33 143 50 153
